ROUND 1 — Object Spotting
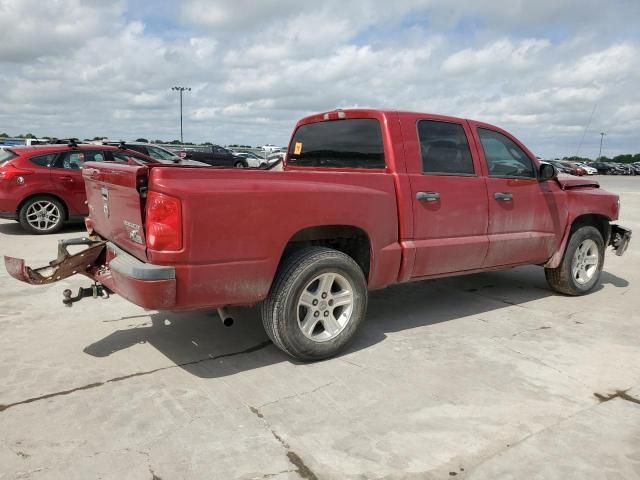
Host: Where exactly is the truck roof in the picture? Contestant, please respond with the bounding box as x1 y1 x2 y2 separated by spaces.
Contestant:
296 108 470 127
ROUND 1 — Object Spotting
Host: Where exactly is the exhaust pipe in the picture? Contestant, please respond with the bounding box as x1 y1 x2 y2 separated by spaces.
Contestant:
217 307 234 327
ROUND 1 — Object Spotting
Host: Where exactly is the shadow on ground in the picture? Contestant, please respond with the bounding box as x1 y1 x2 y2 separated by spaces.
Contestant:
84 265 629 378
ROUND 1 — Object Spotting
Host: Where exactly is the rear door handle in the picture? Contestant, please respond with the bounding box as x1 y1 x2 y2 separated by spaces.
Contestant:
494 192 513 202
60 176 74 182
416 191 440 202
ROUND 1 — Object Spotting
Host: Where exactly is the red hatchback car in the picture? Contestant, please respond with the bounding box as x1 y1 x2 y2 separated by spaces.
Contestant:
0 143 156 234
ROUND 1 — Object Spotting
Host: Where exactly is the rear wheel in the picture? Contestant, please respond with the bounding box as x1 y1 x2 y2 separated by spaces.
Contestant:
234 161 246 168
18 196 65 234
545 225 604 295
262 247 368 361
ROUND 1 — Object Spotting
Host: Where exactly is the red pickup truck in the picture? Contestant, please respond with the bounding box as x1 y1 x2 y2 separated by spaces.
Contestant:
5 109 631 361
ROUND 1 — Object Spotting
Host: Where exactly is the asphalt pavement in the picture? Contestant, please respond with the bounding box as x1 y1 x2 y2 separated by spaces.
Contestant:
0 176 639 479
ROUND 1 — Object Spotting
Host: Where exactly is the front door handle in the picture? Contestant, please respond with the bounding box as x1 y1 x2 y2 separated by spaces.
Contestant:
494 192 513 202
60 176 74 182
416 191 440 202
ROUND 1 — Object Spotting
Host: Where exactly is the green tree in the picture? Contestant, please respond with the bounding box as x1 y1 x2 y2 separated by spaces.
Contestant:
135 138 149 143
0 132 8 137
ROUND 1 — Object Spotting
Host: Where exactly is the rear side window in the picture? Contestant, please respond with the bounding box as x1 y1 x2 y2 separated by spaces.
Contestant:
29 153 57 167
477 128 535 178
287 119 385 169
418 120 474 175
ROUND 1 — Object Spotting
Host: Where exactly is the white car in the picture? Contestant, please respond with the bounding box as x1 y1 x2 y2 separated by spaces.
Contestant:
260 144 280 153
575 163 598 175
235 151 267 168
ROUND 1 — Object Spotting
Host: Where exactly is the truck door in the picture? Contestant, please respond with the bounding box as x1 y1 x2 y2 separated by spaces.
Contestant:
400 116 490 278
470 124 561 266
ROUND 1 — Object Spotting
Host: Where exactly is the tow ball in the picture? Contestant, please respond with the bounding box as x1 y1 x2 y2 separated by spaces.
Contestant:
62 283 110 307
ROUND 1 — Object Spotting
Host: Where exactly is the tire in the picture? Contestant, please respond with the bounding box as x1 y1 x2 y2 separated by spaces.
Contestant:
18 196 66 234
545 225 605 296
262 247 368 361
234 161 247 168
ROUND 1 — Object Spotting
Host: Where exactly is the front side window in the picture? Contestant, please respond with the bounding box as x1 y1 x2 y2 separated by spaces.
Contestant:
478 128 535 178
418 120 474 175
52 151 85 170
287 118 385 169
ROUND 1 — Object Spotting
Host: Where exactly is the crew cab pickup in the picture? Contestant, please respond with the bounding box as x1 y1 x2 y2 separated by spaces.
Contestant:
5 109 631 361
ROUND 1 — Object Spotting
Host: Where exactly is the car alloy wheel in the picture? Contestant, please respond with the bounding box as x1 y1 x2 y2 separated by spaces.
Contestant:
25 200 62 232
296 272 354 342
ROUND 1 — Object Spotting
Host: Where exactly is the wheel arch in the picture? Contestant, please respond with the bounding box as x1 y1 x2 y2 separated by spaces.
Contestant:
569 213 611 245
545 213 611 268
17 193 69 220
277 225 372 284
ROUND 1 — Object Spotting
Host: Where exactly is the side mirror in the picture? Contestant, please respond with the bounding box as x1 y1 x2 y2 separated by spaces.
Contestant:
539 163 557 181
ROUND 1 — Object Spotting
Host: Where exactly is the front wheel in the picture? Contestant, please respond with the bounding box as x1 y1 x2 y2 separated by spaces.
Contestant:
545 225 604 295
262 247 368 361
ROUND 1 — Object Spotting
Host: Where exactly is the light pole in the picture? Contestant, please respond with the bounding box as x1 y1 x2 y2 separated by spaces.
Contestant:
171 86 191 144
598 132 607 160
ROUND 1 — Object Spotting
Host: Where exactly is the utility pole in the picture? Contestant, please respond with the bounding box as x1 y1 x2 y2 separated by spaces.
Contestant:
598 132 607 160
171 86 191 143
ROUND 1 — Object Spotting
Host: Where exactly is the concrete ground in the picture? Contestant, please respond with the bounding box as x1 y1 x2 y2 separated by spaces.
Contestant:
0 176 639 480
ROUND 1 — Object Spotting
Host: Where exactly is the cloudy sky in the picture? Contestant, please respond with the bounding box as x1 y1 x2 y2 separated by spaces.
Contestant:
0 0 638 158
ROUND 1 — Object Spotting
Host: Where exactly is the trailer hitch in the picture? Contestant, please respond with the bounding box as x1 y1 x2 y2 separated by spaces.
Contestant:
62 283 110 307
4 237 106 285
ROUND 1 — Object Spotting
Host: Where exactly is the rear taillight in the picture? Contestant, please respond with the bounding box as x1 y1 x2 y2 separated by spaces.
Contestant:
145 191 183 251
0 162 34 181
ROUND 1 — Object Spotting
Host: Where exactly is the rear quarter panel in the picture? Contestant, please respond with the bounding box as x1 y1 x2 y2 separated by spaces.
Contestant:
147 167 401 309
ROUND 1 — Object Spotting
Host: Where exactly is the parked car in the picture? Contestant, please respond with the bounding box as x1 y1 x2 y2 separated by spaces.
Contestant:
547 160 585 176
561 162 587 176
574 162 598 175
234 151 267 168
260 144 280 153
6 109 631 361
0 142 159 234
546 160 574 175
590 162 615 175
179 144 247 167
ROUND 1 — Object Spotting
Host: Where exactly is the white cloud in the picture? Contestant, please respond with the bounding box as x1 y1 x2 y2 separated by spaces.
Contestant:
442 39 551 74
0 0 638 158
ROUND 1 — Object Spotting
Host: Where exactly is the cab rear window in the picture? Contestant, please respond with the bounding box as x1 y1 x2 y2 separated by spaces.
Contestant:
287 119 385 169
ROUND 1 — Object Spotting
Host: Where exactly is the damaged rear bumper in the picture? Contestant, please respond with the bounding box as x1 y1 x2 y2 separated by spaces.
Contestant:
4 237 176 310
610 224 632 256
